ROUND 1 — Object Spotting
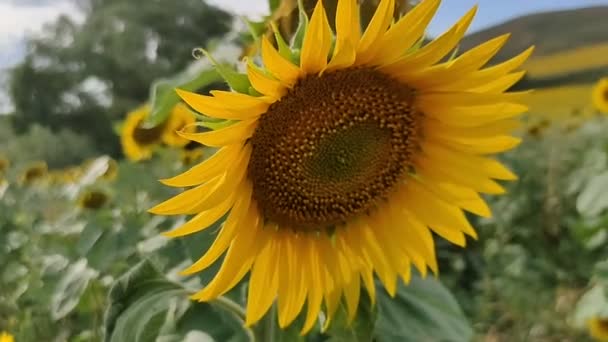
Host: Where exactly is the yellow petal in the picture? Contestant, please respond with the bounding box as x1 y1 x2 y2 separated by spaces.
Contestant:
184 148 251 214
427 133 522 155
325 40 357 72
334 0 360 53
418 173 492 218
178 119 257 147
245 229 278 326
301 241 324 334
176 89 267 120
380 6 476 75
416 156 505 194
374 0 441 65
470 71 526 93
180 182 254 275
247 60 286 99
160 144 240 187
162 194 236 238
322 288 342 331
403 179 478 239
424 118 521 138
423 142 517 180
423 102 528 127
356 0 394 65
261 35 302 86
344 274 361 322
191 213 266 301
148 174 223 215
300 0 332 74
444 46 534 91
406 34 511 88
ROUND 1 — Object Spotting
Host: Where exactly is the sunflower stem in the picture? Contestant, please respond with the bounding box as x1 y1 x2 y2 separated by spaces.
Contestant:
212 296 255 341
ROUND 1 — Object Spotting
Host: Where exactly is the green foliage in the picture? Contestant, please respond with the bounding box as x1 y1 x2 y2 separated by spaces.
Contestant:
7 0 232 156
0 123 96 168
374 277 473 342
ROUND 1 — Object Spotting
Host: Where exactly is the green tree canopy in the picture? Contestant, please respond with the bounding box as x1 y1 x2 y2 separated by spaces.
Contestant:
8 0 232 156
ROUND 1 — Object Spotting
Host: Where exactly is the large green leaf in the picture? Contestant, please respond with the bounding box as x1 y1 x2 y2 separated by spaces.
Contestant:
324 290 376 342
577 171 608 217
374 276 473 342
103 260 250 342
51 258 99 320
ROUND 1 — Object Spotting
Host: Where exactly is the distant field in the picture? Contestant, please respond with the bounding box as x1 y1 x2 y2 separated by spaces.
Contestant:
524 43 608 78
524 84 595 120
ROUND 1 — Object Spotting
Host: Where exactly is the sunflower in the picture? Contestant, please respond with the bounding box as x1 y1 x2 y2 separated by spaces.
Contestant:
78 189 110 210
0 332 14 342
151 0 531 333
592 78 608 113
20 161 48 185
180 148 206 166
120 105 165 161
101 158 119 181
161 103 197 147
0 156 9 175
589 317 608 341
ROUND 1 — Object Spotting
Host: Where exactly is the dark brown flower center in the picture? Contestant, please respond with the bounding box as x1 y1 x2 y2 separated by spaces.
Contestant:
133 120 166 145
248 68 421 230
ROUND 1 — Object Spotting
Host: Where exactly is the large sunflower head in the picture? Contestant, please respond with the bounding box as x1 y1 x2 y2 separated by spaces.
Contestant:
120 104 165 161
161 103 197 147
592 77 608 114
151 0 532 334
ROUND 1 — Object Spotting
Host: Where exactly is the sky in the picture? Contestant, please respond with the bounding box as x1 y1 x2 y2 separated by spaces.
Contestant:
1 0 608 68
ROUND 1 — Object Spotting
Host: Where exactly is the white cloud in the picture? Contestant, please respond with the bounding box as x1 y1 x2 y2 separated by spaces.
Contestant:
0 1 80 46
207 0 269 20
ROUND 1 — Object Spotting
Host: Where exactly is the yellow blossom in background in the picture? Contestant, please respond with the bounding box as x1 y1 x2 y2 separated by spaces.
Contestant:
0 332 14 342
161 103 197 147
120 105 165 161
100 158 118 181
19 161 48 185
592 78 608 113
180 148 205 166
151 0 531 333
0 157 9 175
589 317 608 341
78 189 110 210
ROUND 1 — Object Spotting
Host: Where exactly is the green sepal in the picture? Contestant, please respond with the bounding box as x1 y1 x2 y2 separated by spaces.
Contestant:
270 22 295 62
242 17 267 44
291 0 309 52
268 0 281 13
201 49 251 94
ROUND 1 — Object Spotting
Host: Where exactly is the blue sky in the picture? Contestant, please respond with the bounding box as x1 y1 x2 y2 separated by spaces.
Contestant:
0 0 607 67
211 0 608 36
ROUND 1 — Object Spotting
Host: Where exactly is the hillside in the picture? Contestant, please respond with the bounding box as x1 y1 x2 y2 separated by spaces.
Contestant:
461 6 608 62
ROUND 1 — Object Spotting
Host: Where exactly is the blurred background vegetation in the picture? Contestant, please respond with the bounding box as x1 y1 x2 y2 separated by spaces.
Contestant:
1 0 608 341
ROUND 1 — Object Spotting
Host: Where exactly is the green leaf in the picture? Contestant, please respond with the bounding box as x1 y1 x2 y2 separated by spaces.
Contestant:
324 290 376 342
104 260 184 342
144 68 222 127
103 260 250 342
577 171 608 217
373 275 473 342
51 258 99 320
291 0 309 54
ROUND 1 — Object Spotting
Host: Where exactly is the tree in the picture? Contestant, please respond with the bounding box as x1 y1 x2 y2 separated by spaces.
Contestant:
8 0 232 157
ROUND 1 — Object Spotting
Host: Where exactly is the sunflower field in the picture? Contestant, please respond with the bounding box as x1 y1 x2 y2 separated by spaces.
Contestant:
1 0 608 341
